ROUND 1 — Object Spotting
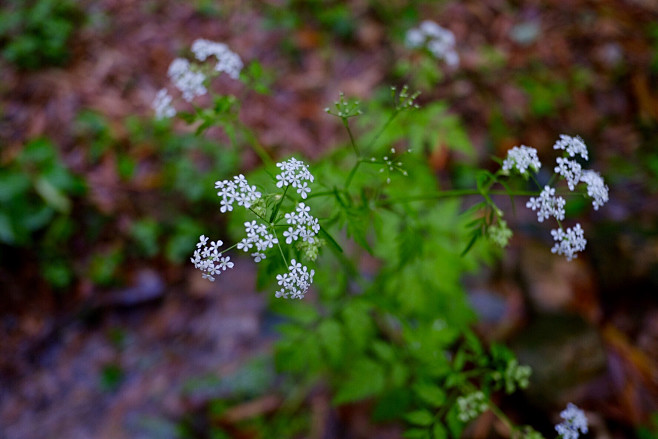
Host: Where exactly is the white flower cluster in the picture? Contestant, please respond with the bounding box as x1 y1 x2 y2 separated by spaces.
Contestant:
193 158 319 299
275 259 315 299
152 89 176 119
168 58 207 102
526 186 566 223
554 134 588 160
215 174 262 213
283 203 320 244
275 158 314 199
555 157 583 191
456 391 488 422
237 220 278 262
191 38 243 80
551 224 587 261
580 170 609 211
153 39 242 119
555 403 588 439
190 235 234 282
500 135 609 261
552 135 609 211
405 20 459 67
502 145 541 175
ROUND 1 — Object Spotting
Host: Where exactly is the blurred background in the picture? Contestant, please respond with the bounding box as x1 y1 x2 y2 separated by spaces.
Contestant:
1 0 658 438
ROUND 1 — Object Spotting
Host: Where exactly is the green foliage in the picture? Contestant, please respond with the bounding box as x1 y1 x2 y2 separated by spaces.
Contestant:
0 0 85 69
0 138 84 246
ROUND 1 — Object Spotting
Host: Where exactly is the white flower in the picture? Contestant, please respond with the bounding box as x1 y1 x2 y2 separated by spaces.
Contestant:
215 175 261 213
152 89 176 119
553 135 589 161
405 20 459 67
296 182 311 199
551 224 587 261
580 170 609 210
526 186 566 222
275 259 315 299
502 145 542 175
283 202 319 244
167 58 207 102
555 157 583 191
219 256 234 270
238 221 277 255
456 391 488 422
191 235 233 281
275 158 314 194
555 403 588 439
191 39 244 80
252 252 266 263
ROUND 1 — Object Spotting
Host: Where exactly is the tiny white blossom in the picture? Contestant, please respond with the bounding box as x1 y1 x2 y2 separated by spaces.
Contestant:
215 175 261 213
580 170 609 210
275 259 315 299
238 221 277 254
275 158 314 194
152 88 176 119
219 256 234 271
502 145 541 175
405 20 459 67
167 58 207 102
526 186 566 222
191 39 244 80
555 157 583 191
553 135 589 161
551 224 587 261
191 235 233 281
456 391 488 422
284 203 319 244
555 403 588 439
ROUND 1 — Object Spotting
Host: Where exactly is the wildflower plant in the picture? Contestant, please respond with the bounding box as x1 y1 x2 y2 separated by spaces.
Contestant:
155 37 608 439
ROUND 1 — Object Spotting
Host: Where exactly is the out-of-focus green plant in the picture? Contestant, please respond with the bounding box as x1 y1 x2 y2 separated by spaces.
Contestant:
0 0 85 69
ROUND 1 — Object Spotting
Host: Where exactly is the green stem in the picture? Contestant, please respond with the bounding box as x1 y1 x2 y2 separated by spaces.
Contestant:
366 109 399 151
276 240 288 267
269 185 290 223
376 189 582 207
343 119 360 156
344 159 363 189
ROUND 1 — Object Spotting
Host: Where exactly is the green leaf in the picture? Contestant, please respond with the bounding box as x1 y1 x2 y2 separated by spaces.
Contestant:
403 428 431 439
405 410 435 427
413 383 446 407
341 301 374 352
34 176 71 213
432 422 448 439
333 358 385 404
317 319 344 366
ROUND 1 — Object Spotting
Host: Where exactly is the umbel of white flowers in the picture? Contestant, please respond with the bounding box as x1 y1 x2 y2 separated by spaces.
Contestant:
191 158 318 299
502 135 609 261
405 20 459 67
555 403 588 439
152 39 243 119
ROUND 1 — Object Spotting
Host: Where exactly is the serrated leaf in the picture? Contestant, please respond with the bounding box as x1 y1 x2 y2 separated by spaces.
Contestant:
405 409 435 426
